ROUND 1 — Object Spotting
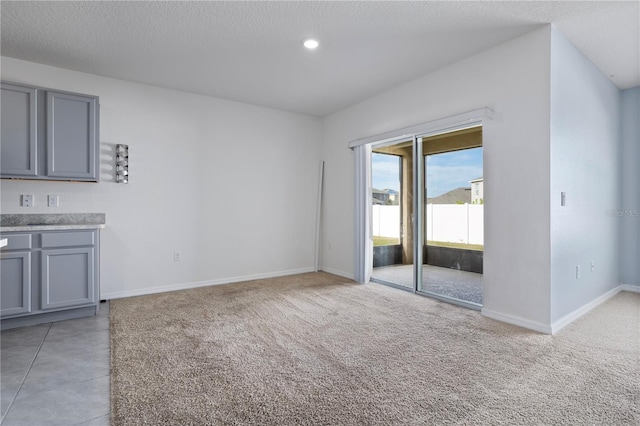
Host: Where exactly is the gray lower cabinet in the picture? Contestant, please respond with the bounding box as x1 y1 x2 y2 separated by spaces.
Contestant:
0 251 32 316
1 81 99 182
0 229 100 328
41 247 95 310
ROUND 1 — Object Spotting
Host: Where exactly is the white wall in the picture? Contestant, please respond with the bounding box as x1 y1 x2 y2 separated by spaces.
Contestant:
321 27 553 330
549 28 622 324
620 87 640 287
1 57 322 298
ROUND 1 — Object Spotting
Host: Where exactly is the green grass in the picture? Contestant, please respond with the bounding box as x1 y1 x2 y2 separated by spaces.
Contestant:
373 236 483 251
373 236 400 247
427 240 484 251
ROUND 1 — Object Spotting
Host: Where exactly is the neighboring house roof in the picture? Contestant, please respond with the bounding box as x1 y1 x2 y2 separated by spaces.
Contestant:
427 187 471 204
372 188 397 195
470 177 483 183
372 188 399 205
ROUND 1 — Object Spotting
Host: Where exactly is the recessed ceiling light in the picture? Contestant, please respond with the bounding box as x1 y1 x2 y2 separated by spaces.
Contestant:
303 39 319 49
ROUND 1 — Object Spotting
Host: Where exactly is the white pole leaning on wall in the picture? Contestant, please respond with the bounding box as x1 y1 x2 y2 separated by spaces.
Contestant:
314 161 324 272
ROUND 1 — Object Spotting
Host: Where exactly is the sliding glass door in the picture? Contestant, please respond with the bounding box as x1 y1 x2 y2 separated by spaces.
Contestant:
418 127 483 306
370 126 484 308
370 138 415 290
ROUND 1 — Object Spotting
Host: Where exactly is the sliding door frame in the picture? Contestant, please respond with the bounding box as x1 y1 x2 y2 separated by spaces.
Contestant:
351 108 493 287
414 127 485 310
413 135 423 294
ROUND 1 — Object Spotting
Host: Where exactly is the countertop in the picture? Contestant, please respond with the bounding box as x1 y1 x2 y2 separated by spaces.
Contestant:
0 213 106 233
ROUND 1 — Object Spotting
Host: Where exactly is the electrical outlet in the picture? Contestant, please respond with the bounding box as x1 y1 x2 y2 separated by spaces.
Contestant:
173 252 181 262
48 195 59 207
576 265 581 279
21 194 33 207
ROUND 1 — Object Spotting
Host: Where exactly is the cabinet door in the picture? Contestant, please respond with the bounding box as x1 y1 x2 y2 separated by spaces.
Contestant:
1 252 32 317
46 91 97 181
1 83 38 177
41 247 95 310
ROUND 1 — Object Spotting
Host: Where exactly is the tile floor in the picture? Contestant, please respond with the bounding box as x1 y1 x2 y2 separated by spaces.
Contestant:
0 303 110 426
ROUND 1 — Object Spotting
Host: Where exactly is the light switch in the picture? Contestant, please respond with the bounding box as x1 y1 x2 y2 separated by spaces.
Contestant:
48 195 59 207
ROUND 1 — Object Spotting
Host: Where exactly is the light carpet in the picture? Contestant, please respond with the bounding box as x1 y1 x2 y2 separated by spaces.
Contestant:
110 272 640 425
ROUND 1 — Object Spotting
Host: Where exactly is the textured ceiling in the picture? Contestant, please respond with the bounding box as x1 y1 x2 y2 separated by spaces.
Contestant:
1 1 638 117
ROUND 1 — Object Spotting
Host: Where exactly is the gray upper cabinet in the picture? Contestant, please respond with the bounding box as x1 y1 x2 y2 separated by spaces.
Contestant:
0 83 38 177
1 82 99 182
46 91 97 180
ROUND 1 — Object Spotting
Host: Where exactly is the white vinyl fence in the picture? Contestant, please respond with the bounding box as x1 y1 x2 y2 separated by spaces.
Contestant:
372 204 484 245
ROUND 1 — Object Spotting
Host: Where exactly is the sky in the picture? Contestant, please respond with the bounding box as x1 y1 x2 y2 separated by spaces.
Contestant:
372 147 482 198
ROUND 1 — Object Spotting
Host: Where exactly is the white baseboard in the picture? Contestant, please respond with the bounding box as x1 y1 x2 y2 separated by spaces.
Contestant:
621 283 640 293
481 308 552 334
101 267 315 300
550 285 622 334
319 267 355 280
483 284 638 335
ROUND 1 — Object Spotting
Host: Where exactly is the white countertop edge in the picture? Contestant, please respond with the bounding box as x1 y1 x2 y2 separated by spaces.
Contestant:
1 224 106 232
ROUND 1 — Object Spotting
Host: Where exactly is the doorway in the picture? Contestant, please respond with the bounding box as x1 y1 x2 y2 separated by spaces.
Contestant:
370 126 484 308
